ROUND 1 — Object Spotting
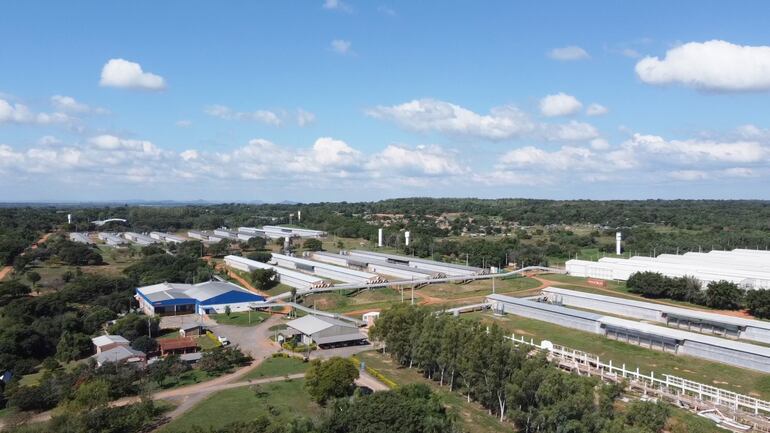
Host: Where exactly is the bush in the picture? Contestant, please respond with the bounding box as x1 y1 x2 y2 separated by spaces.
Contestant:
130 336 157 353
304 357 359 405
199 347 251 375
746 289 770 319
704 280 744 310
303 238 323 251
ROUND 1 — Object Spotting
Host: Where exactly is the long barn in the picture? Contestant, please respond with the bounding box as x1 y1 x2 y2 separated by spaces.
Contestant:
224 255 330 290
486 293 770 373
270 253 386 284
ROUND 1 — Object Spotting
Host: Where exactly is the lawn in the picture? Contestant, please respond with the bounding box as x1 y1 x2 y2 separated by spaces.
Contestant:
357 351 512 433
210 311 270 326
243 356 310 380
157 379 320 433
468 312 770 399
421 276 541 300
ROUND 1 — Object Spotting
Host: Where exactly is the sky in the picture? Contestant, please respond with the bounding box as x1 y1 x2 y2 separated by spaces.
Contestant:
2 1 770 202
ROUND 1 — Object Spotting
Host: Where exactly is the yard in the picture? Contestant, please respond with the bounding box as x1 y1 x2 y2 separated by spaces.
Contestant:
468 311 770 399
243 355 310 380
157 379 320 433
210 311 270 326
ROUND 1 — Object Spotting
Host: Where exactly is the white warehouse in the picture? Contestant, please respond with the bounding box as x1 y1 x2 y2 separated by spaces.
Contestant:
224 255 331 290
271 253 387 284
566 249 770 289
149 232 185 244
123 232 157 246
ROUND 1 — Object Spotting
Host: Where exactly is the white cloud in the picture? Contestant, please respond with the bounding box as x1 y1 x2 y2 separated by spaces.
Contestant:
590 138 610 150
636 40 770 91
547 46 590 61
205 105 282 126
51 95 106 114
367 98 535 140
623 133 769 163
180 149 199 161
541 120 599 141
0 98 73 125
368 144 466 176
621 48 641 58
38 135 61 146
287 137 362 173
669 170 708 181
331 39 352 55
501 145 596 171
88 134 162 158
539 93 582 117
175 119 192 128
99 58 166 90
586 103 608 116
323 0 351 12
297 109 316 127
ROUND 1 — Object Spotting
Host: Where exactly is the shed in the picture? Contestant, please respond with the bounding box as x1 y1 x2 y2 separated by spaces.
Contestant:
285 315 367 348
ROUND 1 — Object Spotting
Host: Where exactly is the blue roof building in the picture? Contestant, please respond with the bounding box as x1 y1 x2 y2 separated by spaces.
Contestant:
135 280 265 316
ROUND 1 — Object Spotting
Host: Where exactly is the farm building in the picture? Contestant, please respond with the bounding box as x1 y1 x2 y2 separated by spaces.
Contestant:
348 250 485 277
566 249 770 289
187 230 225 243
486 293 770 373
123 232 157 246
224 255 331 290
135 280 265 316
283 315 367 348
158 337 199 356
213 229 240 240
91 335 146 367
262 225 327 239
542 287 770 344
98 232 129 246
69 232 93 244
271 253 387 284
314 251 444 280
238 227 285 240
149 232 185 244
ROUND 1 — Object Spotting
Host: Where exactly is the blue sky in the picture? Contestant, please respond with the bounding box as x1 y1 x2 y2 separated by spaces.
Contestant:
2 1 770 202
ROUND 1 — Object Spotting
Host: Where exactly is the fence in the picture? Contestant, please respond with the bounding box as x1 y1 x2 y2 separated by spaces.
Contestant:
505 333 770 417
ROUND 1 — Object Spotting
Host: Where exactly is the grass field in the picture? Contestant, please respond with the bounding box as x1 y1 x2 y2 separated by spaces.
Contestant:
210 311 270 326
157 379 320 433
421 276 541 300
243 356 310 380
468 312 770 399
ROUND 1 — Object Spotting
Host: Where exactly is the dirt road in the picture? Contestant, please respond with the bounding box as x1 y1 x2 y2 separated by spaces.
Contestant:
0 232 52 282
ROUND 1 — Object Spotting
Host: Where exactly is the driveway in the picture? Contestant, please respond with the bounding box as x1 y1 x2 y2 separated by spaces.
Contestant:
209 315 283 359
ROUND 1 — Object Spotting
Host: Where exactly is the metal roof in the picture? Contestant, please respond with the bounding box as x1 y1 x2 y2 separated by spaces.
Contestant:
350 250 482 272
272 253 379 279
542 287 770 331
92 345 145 364
286 315 357 335
92 335 129 347
486 293 604 321
136 280 264 304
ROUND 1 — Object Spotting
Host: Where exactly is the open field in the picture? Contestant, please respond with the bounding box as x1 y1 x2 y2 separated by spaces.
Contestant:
467 311 770 399
243 356 310 380
157 379 320 433
421 275 541 299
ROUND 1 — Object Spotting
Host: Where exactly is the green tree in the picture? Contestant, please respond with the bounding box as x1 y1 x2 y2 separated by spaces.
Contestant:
303 238 323 251
250 268 277 291
56 331 92 362
304 357 359 405
623 400 670 433
27 271 41 291
225 305 232 317
69 379 111 412
131 336 157 353
704 280 744 310
746 289 770 319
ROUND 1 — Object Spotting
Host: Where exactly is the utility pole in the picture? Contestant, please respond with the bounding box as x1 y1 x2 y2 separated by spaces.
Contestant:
411 285 414 305
492 277 495 294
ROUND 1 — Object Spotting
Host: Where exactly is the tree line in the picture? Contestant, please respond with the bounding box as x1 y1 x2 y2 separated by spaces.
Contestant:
369 304 673 433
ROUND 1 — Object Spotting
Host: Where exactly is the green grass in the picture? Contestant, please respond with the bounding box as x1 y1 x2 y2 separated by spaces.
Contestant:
19 360 81 386
157 379 320 433
159 368 213 389
421 276 541 300
468 312 770 399
210 311 270 326
666 407 725 433
357 351 510 433
243 356 310 380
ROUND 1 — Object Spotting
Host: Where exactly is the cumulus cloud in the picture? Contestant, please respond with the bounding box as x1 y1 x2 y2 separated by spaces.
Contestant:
547 46 590 61
51 95 107 114
0 98 73 125
367 144 466 176
586 103 608 116
205 105 282 126
539 93 582 117
175 119 192 128
297 109 316 127
99 58 166 90
330 39 352 55
541 120 599 141
635 40 770 91
367 98 535 140
623 133 769 164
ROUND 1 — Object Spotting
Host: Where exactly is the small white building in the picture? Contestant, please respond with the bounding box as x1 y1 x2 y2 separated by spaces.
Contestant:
284 315 367 348
362 311 380 327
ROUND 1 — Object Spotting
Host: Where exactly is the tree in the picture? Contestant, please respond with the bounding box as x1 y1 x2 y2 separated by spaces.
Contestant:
250 268 277 291
131 336 157 354
704 280 744 310
225 305 232 317
27 271 41 291
303 238 323 251
623 401 670 433
56 331 92 362
746 289 770 319
199 347 251 375
69 379 111 412
304 357 359 405
246 251 272 263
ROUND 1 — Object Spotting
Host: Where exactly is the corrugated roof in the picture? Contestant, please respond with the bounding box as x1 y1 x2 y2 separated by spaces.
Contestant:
136 280 264 304
286 315 357 335
92 346 144 364
92 334 129 347
543 287 770 331
486 293 604 321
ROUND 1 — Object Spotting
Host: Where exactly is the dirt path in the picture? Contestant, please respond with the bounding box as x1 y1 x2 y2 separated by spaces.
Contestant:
0 232 52 282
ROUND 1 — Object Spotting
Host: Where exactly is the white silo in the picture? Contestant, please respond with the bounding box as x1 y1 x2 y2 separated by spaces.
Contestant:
405 231 410 246
615 232 622 255
378 228 383 247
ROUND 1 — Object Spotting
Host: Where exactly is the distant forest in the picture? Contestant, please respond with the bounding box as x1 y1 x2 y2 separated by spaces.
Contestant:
2 199 770 268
